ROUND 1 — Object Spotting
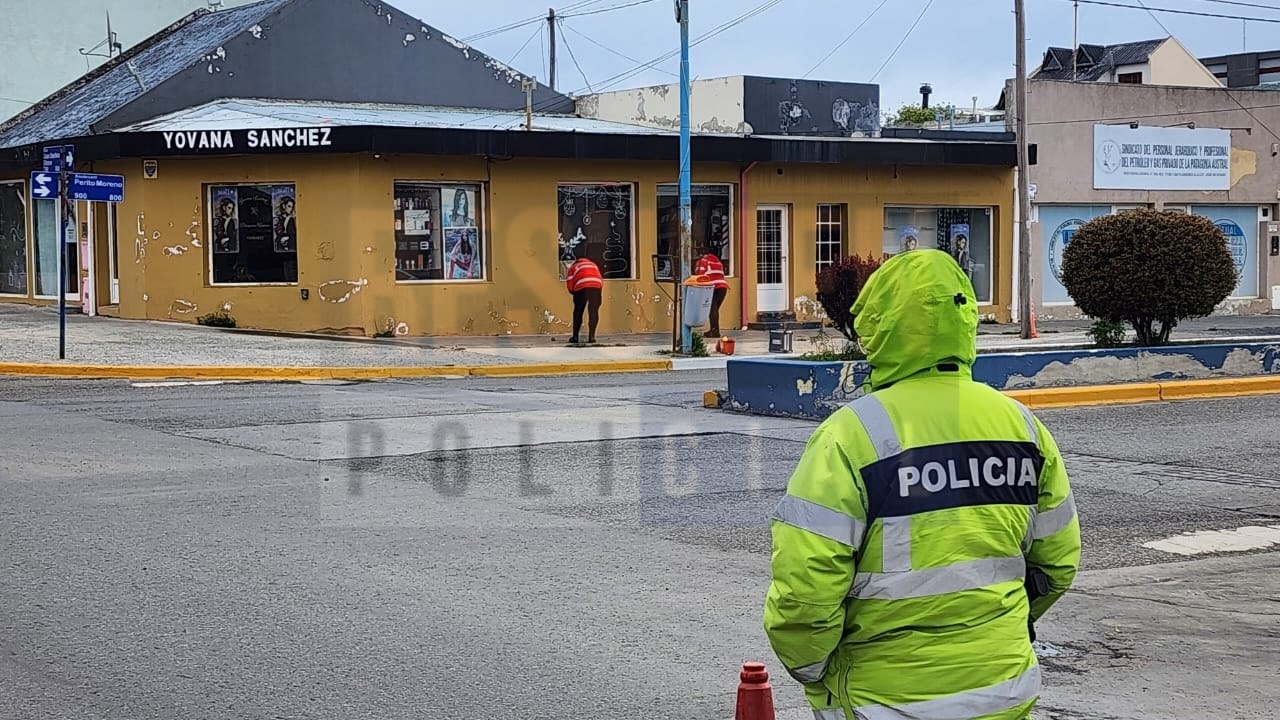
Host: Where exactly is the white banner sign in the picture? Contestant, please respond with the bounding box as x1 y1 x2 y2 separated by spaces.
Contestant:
1093 124 1231 191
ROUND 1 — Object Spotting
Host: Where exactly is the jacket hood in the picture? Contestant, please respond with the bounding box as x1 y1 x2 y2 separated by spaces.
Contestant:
851 249 978 390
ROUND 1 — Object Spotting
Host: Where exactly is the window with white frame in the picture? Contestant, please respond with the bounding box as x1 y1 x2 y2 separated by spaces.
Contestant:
208 183 298 285
815 203 846 272
557 182 636 280
883 205 994 303
393 181 485 281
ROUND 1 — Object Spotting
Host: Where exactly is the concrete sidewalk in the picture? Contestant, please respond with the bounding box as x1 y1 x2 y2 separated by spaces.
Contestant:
3 303 1280 375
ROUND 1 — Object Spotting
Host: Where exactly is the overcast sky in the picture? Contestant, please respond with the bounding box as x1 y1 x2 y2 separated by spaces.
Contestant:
391 0 1278 113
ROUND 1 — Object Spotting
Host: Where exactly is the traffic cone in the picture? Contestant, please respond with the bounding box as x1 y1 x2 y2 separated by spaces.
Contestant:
735 662 776 720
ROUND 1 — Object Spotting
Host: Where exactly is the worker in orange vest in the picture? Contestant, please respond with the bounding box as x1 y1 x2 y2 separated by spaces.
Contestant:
565 254 604 344
694 246 730 338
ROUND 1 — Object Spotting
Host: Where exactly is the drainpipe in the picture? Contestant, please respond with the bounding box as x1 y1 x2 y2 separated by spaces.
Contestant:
738 161 758 330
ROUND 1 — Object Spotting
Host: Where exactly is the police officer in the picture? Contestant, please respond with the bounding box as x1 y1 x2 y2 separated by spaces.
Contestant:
763 249 1080 720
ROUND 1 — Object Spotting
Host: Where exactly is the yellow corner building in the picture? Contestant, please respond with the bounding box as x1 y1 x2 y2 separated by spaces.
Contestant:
0 0 1017 338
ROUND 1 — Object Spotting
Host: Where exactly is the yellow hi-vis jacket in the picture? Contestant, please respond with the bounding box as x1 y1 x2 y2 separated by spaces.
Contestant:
763 249 1081 720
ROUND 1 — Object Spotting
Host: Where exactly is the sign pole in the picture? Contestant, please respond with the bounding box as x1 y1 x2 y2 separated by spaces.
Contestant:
1015 0 1033 339
58 146 70 359
677 0 693 354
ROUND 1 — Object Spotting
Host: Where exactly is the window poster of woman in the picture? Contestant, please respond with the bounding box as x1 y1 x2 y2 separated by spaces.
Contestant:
445 228 478 279
950 223 974 280
272 186 297 254
443 187 475 228
211 187 239 254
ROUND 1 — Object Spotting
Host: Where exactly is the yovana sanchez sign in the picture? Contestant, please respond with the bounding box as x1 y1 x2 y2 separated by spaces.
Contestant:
159 128 336 152
1093 124 1231 191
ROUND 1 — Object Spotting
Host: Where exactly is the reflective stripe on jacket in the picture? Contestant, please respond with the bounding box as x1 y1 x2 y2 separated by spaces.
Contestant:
566 258 603 293
694 254 729 289
763 249 1081 720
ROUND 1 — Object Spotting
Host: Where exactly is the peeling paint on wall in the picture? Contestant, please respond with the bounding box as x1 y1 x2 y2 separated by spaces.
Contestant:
168 299 197 318
441 34 471 60
248 24 265 39
487 301 519 333
162 245 187 256
796 376 815 396
135 212 158 263
316 241 335 261
318 278 368 303
403 33 415 46
203 46 227 74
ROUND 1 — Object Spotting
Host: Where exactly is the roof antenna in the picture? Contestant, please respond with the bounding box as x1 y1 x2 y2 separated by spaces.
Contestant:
208 0 225 10
79 11 124 68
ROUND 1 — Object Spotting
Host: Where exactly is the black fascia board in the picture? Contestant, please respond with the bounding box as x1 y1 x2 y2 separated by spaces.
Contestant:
1 125 1015 171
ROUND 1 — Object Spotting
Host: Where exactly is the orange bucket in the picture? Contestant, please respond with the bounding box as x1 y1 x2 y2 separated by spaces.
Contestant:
717 337 735 355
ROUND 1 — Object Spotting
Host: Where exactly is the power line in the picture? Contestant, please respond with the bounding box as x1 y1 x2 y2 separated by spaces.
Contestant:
803 0 891 79
507 23 543 68
460 0 607 42
562 0 660 18
1133 0 1175 35
457 0 786 128
869 0 934 82
556 19 594 93
560 20 678 77
1063 0 1280 22
1195 0 1280 11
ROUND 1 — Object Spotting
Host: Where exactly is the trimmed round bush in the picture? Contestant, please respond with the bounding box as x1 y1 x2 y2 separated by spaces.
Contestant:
1059 208 1236 345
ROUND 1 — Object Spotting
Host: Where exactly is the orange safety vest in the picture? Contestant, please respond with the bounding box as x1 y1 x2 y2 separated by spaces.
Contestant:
566 258 604 293
694 254 729 290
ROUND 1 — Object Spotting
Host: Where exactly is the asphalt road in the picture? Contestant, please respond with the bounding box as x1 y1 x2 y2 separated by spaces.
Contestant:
2 371 1277 720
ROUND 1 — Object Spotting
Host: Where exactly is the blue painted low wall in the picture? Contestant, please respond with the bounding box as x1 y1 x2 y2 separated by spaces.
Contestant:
723 342 1280 420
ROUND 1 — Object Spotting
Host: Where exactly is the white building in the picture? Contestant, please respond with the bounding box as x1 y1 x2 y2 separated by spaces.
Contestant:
1 0 256 123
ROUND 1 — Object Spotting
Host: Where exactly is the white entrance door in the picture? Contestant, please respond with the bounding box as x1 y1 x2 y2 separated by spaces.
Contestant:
755 205 790 313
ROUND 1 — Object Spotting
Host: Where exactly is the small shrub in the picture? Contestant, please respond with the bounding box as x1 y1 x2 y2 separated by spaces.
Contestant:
815 253 882 341
1060 209 1236 346
196 309 236 328
1086 318 1127 348
800 327 866 361
689 332 709 357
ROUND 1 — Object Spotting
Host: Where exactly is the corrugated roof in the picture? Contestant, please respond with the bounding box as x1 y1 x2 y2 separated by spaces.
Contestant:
0 0 289 149
1033 39 1166 82
111 98 707 136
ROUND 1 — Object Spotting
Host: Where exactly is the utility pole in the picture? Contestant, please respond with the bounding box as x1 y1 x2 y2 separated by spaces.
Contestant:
676 0 693 354
548 8 557 91
1072 0 1079 81
1015 0 1033 339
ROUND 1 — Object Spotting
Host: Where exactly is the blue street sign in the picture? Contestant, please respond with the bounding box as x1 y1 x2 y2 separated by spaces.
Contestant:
29 171 59 199
69 172 125 203
42 146 63 173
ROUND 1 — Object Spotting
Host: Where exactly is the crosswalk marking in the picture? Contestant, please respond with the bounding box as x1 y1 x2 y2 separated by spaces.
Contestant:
1143 525 1280 556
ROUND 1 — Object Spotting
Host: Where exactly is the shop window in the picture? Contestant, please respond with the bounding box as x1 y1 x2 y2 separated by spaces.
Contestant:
1191 205 1259 298
208 183 298 285
815 203 846 272
883 206 994 304
393 182 484 281
0 181 27 295
558 183 636 280
655 183 733 280
32 198 75 297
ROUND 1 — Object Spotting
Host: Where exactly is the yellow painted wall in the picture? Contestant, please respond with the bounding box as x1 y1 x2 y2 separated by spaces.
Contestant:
741 163 1014 323
5 154 1014 333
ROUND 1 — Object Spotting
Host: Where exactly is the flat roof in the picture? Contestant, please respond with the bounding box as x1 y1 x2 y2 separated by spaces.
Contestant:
114 98 710 137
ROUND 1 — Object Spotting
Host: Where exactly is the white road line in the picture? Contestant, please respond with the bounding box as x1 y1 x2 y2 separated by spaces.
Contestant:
1143 525 1280 556
130 380 235 388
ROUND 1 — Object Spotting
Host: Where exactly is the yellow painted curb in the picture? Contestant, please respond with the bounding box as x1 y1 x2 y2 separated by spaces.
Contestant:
1157 375 1280 401
468 360 673 377
1003 382 1163 409
0 359 675 381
